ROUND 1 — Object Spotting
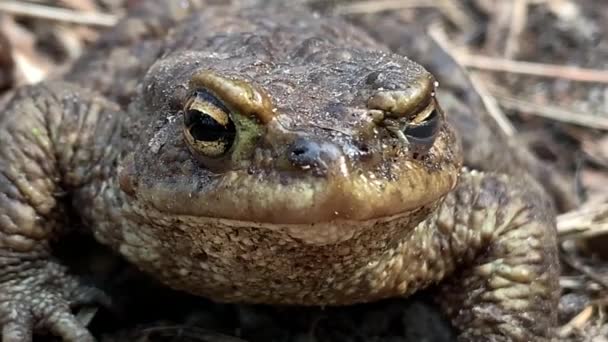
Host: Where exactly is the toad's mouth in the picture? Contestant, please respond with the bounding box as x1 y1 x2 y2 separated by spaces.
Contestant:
124 162 460 225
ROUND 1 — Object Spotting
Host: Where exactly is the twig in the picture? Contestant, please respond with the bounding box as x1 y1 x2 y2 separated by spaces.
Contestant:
456 53 608 84
559 223 608 241
12 52 47 84
426 24 516 137
467 71 516 136
558 203 608 239
334 0 438 14
561 253 608 289
558 305 594 337
494 94 608 130
436 0 476 35
504 0 528 58
333 0 439 15
335 0 476 32
559 276 588 291
0 1 117 27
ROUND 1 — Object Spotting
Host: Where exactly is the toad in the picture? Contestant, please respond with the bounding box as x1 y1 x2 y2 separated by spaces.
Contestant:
0 1 561 341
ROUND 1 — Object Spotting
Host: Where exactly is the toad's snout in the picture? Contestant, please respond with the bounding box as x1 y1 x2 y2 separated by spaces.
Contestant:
287 137 345 176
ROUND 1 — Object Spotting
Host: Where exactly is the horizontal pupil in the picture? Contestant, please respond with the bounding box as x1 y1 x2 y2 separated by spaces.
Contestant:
188 111 235 142
404 110 438 139
405 122 434 138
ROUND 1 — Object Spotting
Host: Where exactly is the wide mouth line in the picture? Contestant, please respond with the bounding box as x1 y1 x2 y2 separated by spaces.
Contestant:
132 160 458 225
151 204 425 227
141 181 444 224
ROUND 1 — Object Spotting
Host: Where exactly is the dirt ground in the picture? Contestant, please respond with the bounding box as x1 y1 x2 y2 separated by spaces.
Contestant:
1 0 608 341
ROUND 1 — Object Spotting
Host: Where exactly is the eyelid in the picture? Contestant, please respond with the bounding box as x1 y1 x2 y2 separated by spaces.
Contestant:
366 75 435 117
189 71 275 124
410 102 435 124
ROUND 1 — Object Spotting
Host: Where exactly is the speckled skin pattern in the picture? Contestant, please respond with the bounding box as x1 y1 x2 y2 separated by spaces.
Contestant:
0 1 559 341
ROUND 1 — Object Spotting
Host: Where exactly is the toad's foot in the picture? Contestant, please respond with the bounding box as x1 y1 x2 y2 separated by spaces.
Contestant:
434 171 559 341
0 82 122 341
0 256 109 341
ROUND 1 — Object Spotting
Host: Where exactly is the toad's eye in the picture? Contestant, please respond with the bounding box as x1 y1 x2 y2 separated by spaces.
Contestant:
183 90 236 158
403 107 440 147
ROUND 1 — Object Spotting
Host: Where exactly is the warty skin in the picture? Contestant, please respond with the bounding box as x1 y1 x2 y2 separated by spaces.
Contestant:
0 1 558 341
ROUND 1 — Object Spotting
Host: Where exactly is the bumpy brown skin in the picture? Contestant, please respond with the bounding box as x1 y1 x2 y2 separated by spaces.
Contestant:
342 10 578 212
0 1 559 341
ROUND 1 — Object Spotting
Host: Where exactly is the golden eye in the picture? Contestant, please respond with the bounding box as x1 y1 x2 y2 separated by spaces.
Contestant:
183 90 236 158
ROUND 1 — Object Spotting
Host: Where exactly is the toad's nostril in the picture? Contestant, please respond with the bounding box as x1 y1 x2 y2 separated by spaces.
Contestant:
288 138 322 167
291 146 307 156
287 138 342 174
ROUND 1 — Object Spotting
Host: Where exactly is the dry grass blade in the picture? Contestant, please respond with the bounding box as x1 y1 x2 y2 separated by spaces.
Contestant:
335 0 476 32
59 0 99 12
457 53 608 84
0 16 53 85
561 253 608 289
559 223 608 241
435 0 477 35
558 305 594 337
466 71 516 136
559 275 597 291
0 0 117 27
494 94 608 130
426 24 516 136
558 203 608 239
333 0 439 15
504 0 528 58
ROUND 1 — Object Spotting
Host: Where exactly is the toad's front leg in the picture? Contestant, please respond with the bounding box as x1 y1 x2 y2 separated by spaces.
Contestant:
0 83 122 341
434 171 559 341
